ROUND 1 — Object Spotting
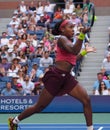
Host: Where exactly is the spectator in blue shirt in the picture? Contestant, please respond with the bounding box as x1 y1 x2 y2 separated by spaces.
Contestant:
1 82 17 96
93 72 110 94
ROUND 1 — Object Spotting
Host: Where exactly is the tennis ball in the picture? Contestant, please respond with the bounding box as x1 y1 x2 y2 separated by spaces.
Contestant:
90 15 97 21
94 16 97 21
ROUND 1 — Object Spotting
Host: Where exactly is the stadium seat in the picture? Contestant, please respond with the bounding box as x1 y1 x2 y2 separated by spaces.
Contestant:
35 30 45 40
47 12 54 19
26 30 35 35
37 35 43 40
0 81 6 92
36 30 45 35
37 22 45 27
0 76 12 82
31 58 41 64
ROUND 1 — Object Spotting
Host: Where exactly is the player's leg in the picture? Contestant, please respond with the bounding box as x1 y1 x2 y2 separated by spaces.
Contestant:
8 88 54 130
68 83 94 130
18 88 54 120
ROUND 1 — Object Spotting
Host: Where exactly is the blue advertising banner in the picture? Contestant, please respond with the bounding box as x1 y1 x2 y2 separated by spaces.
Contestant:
0 95 110 113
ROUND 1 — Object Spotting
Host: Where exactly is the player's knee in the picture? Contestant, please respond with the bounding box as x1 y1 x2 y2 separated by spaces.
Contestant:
83 95 91 106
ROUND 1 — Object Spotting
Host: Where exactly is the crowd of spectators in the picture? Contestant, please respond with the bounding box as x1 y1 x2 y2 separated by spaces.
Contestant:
93 25 110 95
0 0 94 96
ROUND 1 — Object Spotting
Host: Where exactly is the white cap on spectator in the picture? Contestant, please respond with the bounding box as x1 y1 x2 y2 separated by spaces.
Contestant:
34 10 37 13
72 12 76 15
40 14 44 17
9 38 13 41
40 40 44 43
37 44 42 48
12 16 16 19
10 34 16 37
12 74 19 78
12 56 20 61
8 49 13 53
72 22 76 25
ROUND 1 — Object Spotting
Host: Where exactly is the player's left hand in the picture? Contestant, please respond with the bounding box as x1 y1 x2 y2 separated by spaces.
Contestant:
85 43 96 53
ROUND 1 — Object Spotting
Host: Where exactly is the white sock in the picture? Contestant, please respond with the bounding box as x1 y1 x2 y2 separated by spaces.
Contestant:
13 116 20 124
87 125 94 130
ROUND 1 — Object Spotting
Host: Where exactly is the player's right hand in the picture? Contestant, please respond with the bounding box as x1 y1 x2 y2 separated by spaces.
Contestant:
80 27 91 34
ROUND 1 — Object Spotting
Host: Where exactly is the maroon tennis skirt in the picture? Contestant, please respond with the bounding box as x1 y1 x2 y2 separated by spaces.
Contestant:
42 66 78 96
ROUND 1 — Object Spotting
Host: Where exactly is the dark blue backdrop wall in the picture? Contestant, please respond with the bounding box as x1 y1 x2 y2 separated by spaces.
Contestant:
0 95 110 113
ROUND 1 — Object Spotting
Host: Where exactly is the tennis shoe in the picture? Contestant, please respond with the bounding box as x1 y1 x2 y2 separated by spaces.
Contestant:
8 117 18 130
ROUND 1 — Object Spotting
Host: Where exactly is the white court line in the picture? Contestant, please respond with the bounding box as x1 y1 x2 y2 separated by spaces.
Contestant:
0 126 86 128
98 127 103 130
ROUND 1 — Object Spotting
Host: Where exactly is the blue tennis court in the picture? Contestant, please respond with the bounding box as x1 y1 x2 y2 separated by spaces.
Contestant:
1 123 110 130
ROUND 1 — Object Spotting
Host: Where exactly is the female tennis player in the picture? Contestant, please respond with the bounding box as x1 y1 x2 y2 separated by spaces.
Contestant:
8 20 95 130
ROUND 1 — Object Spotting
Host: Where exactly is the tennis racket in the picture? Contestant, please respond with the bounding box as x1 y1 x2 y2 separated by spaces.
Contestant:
81 3 95 28
88 3 95 27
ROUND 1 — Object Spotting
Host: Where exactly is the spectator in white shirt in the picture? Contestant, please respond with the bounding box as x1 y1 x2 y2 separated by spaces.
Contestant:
95 81 110 95
31 34 40 48
7 64 18 77
9 16 19 28
102 53 110 75
44 1 55 13
7 38 15 50
68 0 75 13
63 3 71 14
30 10 40 24
17 37 27 50
36 1 44 15
17 69 25 85
22 75 35 95
19 0 27 13
6 49 16 63
39 51 53 68
0 32 9 47
104 44 110 58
